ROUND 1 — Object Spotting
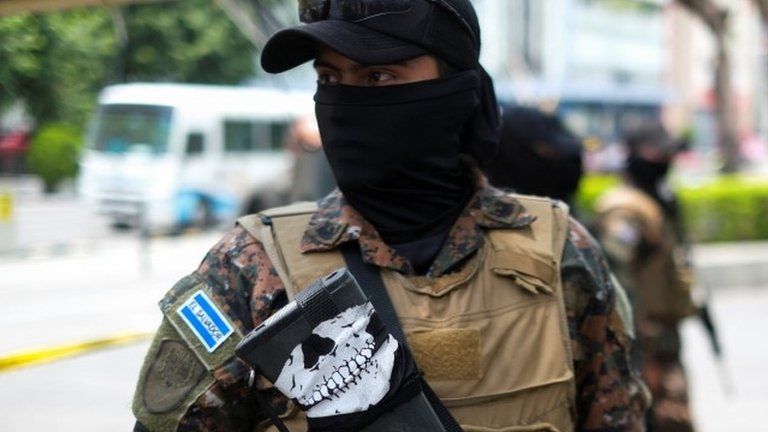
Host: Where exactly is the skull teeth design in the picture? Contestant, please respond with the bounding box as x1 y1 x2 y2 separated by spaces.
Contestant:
274 302 397 418
302 343 375 407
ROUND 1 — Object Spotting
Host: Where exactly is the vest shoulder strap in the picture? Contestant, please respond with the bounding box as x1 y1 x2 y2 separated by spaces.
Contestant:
237 201 319 298
488 195 570 290
261 201 319 218
488 194 576 412
238 203 345 300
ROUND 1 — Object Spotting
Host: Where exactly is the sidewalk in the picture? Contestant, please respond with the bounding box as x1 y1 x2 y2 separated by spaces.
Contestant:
0 174 46 201
693 242 768 289
0 174 111 257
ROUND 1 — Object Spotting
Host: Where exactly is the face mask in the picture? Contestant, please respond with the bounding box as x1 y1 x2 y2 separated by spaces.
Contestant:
627 154 680 218
315 71 480 244
627 154 670 190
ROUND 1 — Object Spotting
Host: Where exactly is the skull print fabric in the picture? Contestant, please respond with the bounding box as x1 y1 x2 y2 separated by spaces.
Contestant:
274 302 399 418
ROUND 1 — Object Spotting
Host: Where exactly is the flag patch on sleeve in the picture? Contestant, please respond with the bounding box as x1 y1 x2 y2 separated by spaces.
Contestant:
176 290 233 353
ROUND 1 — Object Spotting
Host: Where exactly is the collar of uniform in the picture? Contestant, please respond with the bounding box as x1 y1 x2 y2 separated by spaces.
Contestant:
428 186 535 277
300 184 534 277
300 190 413 273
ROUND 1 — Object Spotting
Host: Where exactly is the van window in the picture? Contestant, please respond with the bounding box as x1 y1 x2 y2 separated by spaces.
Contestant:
224 120 289 152
186 133 204 155
91 104 173 154
270 123 290 150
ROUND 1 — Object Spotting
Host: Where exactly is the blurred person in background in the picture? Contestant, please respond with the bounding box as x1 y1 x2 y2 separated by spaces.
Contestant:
131 1 648 431
284 116 335 203
484 105 584 209
594 122 697 432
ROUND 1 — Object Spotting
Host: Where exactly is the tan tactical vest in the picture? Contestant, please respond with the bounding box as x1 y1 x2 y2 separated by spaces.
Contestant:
239 195 576 432
596 186 696 323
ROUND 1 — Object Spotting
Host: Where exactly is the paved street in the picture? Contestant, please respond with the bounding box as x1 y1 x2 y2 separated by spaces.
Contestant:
0 229 221 431
682 286 768 432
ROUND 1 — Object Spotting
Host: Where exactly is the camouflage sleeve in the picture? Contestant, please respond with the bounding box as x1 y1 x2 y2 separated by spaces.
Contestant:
132 226 289 432
561 218 649 431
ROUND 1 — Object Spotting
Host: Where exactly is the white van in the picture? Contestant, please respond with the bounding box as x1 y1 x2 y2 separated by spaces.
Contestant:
78 83 314 231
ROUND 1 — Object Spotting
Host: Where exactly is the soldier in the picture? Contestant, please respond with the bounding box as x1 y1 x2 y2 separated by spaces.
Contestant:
285 116 335 203
484 105 583 208
132 1 648 430
594 123 697 432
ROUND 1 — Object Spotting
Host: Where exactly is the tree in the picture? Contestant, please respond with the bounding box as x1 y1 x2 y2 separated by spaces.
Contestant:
26 122 83 192
675 0 740 172
1 10 127 127
0 0 257 129
756 0 768 23
120 0 256 83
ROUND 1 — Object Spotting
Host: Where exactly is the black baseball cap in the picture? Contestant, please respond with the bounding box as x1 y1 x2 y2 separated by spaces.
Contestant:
261 0 481 73
624 122 685 156
501 106 583 158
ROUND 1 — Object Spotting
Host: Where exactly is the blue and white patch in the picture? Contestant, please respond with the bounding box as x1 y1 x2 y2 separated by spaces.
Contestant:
176 291 234 353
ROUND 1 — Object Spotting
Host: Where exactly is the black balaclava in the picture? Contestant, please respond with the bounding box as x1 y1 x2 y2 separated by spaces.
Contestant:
314 3 500 248
484 106 583 205
316 72 480 245
624 124 680 221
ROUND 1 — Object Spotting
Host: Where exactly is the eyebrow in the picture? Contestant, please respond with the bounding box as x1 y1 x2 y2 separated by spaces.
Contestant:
313 59 341 71
313 58 410 71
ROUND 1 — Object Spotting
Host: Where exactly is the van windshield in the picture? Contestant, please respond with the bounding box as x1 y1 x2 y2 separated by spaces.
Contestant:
91 104 173 154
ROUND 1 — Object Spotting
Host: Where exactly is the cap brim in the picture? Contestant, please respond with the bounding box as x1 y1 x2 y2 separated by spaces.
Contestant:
261 20 426 73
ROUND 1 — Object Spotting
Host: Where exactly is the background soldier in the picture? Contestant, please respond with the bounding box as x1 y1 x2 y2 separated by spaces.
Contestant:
595 122 697 432
285 116 335 203
484 105 583 208
132 1 648 430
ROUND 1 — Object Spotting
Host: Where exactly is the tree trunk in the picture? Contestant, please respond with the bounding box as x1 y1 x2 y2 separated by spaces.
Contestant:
676 0 740 172
755 0 768 24
110 6 129 83
714 35 740 172
755 0 768 150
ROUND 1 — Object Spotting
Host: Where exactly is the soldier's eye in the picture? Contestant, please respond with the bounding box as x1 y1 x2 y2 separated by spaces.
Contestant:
316 72 339 85
369 71 394 85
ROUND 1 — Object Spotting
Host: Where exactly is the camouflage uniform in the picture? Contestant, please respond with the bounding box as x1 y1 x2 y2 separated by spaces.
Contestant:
133 182 648 431
596 186 696 432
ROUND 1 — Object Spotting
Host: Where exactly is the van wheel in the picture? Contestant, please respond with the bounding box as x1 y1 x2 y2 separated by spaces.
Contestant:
111 220 133 231
191 199 212 229
243 195 264 215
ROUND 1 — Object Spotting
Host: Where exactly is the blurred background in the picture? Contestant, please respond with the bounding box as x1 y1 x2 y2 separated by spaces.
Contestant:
0 0 767 430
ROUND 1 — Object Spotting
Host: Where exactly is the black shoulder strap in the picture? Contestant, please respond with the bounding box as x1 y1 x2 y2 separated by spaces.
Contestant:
341 242 463 432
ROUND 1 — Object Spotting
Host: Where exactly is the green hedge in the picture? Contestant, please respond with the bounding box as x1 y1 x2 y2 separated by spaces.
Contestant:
26 122 83 193
575 174 768 243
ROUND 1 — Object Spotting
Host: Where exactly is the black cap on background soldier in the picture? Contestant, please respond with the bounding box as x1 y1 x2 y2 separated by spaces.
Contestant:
484 106 583 205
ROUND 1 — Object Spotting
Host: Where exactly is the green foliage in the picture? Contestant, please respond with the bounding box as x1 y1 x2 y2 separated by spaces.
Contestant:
0 0 257 128
576 174 768 243
0 10 117 126
581 0 660 13
575 174 622 220
121 0 256 84
26 122 83 193
678 176 768 243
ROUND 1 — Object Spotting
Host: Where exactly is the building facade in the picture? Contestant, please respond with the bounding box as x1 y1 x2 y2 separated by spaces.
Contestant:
475 0 766 164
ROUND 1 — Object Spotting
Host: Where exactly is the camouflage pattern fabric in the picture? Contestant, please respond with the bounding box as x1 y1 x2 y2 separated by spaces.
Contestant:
638 321 695 432
596 187 696 432
133 182 648 431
